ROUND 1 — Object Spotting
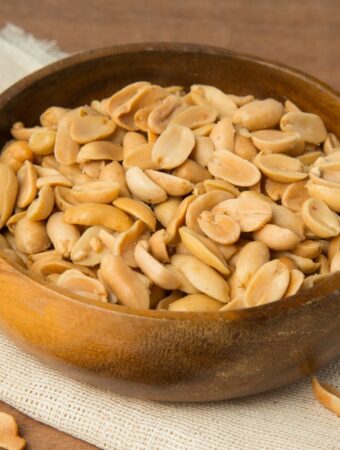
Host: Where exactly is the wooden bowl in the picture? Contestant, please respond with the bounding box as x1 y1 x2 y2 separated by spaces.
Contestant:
0 44 339 402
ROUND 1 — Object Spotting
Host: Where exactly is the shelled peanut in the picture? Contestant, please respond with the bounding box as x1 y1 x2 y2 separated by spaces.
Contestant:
0 81 339 312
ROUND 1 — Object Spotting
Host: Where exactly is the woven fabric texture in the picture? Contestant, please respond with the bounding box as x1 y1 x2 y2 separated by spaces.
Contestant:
0 23 339 450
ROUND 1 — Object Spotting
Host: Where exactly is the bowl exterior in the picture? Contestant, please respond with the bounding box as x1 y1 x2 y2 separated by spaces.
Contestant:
0 44 339 401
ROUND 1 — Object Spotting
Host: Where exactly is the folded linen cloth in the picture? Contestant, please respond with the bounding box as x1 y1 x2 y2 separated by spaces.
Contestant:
0 23 339 450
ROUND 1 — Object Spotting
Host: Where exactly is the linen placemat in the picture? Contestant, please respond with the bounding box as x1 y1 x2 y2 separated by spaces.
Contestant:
0 23 339 450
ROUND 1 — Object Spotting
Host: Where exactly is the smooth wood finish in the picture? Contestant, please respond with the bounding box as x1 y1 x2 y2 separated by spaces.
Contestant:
0 1 339 447
0 250 340 403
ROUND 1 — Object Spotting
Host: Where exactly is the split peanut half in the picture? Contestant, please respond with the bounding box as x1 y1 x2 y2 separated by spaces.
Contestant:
169 104 218 129
254 153 308 182
244 259 290 307
312 377 340 417
125 167 167 204
0 140 33 174
172 159 212 183
151 124 195 169
57 269 108 302
135 240 181 290
302 198 340 238
190 85 238 118
232 98 284 131
168 294 224 312
171 254 230 302
208 150 261 187
71 226 113 266
64 203 133 231
0 164 18 229
71 180 120 203
235 241 270 287
191 136 215 167
76 141 123 163
212 197 272 232
280 112 327 144
16 161 38 208
179 226 230 274
185 189 234 234
47 212 80 258
113 220 146 267
0 411 26 450
100 254 150 309
209 117 235 151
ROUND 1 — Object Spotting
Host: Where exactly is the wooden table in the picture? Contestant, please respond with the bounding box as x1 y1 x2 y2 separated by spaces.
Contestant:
0 0 339 448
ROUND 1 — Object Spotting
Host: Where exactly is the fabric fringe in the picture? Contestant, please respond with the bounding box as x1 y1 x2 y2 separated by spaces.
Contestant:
0 23 67 64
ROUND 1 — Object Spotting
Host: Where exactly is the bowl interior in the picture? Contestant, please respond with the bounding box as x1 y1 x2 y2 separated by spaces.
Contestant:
0 43 339 149
0 43 339 321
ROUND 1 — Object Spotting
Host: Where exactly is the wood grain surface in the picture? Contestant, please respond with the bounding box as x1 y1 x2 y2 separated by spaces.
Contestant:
0 401 98 449
0 0 339 449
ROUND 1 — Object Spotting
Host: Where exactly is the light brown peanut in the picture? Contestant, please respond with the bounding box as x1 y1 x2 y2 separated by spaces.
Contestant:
301 198 340 238
191 136 215 166
28 129 56 156
254 224 300 251
168 294 224 312
179 226 230 274
171 254 230 302
77 141 123 163
185 189 234 234
71 180 120 203
191 85 238 118
0 140 33 173
172 159 212 183
280 111 327 144
100 254 150 309
0 411 26 450
125 167 167 204
209 117 235 151
236 241 270 287
57 269 107 302
251 129 300 154
64 203 133 231
244 259 290 307
233 99 283 131
233 134 258 161
212 196 272 232
16 161 37 208
154 198 181 228
254 153 307 182
15 217 50 255
152 124 195 169
208 150 261 186
145 169 193 196
71 226 112 266
47 212 80 258
284 269 305 297
54 125 80 165
0 164 18 229
113 197 156 231
134 240 180 289
197 211 241 245
169 104 217 129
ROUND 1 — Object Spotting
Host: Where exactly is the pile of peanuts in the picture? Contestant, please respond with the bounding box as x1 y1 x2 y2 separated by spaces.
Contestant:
0 81 339 312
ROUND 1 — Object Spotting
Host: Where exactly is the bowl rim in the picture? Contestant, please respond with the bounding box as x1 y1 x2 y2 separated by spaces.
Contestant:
1 252 339 323
0 42 339 322
0 41 339 106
